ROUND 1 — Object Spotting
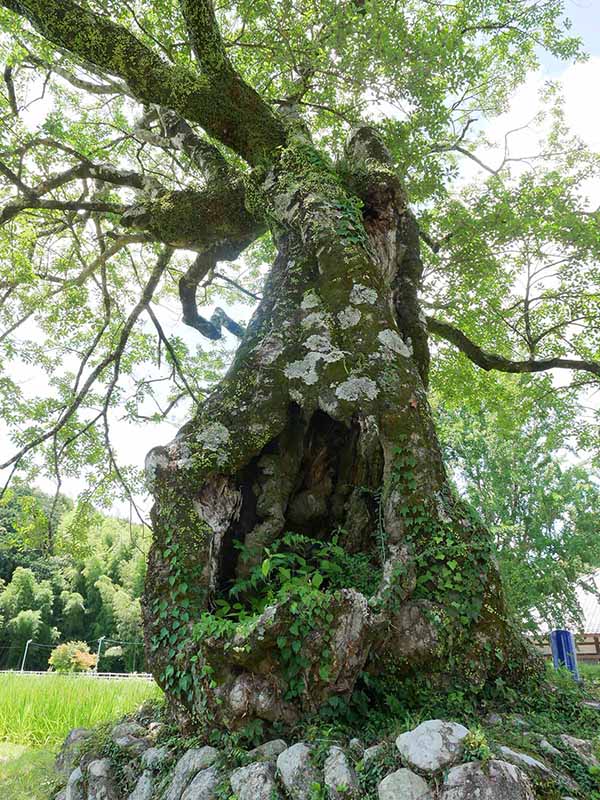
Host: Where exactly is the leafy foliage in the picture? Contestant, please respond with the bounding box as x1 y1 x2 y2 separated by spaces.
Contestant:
0 485 150 671
48 640 96 673
434 374 600 631
0 0 595 504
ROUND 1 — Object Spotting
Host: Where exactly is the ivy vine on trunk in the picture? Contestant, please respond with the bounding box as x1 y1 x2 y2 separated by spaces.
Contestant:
142 127 539 730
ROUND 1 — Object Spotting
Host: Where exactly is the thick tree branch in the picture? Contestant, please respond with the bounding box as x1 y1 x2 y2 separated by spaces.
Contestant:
1 0 286 164
0 159 147 210
179 247 247 339
3 65 18 115
154 108 230 183
0 198 125 224
122 180 263 251
427 316 600 378
24 51 131 96
179 0 232 75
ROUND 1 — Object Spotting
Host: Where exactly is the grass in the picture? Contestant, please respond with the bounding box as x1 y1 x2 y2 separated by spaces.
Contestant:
579 661 600 694
0 672 162 748
0 743 57 800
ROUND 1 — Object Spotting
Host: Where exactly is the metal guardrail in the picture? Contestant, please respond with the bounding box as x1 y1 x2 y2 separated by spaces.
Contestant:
0 669 154 680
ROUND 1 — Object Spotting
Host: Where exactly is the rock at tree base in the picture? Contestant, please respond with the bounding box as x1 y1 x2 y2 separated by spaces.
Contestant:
363 743 386 765
396 719 469 773
277 743 320 800
559 734 600 767
64 766 84 800
86 758 119 800
247 739 288 761
180 766 220 800
230 761 280 800
378 768 433 800
164 747 219 800
56 729 92 776
441 760 535 800
324 746 359 799
127 772 154 800
140 745 170 771
498 746 553 776
111 722 150 754
539 739 561 758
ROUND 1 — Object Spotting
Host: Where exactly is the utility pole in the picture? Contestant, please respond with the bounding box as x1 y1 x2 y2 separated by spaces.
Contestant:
94 636 105 673
20 639 32 672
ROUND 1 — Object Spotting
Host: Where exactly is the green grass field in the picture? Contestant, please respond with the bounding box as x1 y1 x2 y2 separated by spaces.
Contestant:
0 672 162 748
0 672 162 800
0 743 56 800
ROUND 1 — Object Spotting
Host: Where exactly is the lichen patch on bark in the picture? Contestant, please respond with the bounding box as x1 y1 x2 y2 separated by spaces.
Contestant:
142 125 539 731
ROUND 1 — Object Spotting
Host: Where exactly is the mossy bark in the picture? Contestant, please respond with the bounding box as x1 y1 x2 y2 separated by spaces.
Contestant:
142 127 540 731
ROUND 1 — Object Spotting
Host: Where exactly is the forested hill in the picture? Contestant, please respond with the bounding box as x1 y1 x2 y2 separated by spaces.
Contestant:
0 484 150 672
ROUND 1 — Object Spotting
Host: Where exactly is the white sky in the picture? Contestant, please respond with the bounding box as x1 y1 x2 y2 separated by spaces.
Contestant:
1 4 600 519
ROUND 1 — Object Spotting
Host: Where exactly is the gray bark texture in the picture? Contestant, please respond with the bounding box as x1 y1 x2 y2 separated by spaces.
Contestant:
142 126 539 731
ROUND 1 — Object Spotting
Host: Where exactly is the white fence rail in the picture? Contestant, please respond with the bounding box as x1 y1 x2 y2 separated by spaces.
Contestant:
0 669 154 680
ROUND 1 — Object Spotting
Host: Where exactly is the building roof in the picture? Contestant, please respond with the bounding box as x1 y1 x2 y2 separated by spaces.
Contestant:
577 572 600 634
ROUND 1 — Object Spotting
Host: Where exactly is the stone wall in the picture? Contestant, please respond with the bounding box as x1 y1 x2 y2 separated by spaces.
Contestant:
53 705 596 800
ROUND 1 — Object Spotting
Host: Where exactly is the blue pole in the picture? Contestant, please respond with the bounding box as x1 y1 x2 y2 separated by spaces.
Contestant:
550 629 580 681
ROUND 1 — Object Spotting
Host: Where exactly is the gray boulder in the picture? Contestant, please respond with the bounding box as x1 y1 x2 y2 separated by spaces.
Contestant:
363 743 386 765
148 722 163 740
111 721 149 754
65 766 85 800
56 729 92 776
396 720 469 773
324 746 359 799
165 747 220 800
378 768 432 800
559 734 600 767
247 739 288 762
180 767 220 800
86 758 119 800
498 746 553 777
441 759 535 800
230 761 279 800
539 739 561 758
111 721 145 741
348 738 364 757
141 746 170 771
277 743 320 800
128 772 154 800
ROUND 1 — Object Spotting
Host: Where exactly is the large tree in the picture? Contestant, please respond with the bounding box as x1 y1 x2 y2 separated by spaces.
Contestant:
0 0 599 730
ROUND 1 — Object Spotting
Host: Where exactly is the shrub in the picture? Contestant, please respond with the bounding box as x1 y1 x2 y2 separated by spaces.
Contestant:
48 641 97 673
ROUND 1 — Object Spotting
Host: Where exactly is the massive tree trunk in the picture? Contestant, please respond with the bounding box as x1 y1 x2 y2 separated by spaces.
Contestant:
142 126 538 731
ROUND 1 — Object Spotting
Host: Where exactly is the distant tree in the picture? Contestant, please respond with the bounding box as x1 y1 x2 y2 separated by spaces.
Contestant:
49 640 96 673
437 378 600 632
0 481 72 567
59 590 86 640
0 567 59 667
95 576 143 671
0 505 150 670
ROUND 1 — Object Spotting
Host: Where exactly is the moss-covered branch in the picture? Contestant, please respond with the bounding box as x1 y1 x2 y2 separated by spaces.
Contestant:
122 179 263 251
427 316 600 378
1 0 286 165
179 0 232 75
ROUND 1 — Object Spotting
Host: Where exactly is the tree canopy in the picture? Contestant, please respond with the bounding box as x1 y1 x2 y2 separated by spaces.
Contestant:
0 0 597 511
